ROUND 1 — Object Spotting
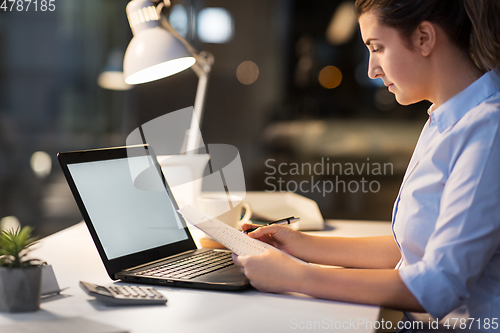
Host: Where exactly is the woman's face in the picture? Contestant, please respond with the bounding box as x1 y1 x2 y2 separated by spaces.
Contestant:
359 11 429 105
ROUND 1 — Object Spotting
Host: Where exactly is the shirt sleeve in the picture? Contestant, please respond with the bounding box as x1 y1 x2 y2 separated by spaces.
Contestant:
398 111 500 319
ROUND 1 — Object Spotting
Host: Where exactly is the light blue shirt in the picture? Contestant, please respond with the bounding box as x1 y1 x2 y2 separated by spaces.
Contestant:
393 68 500 331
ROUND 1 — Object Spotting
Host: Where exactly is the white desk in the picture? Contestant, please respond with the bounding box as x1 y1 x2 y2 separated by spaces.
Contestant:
0 220 392 333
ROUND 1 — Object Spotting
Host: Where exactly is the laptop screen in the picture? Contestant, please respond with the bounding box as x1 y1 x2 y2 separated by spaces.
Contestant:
67 155 189 260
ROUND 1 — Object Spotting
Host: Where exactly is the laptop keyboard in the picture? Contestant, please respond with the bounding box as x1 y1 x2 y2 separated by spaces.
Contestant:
135 250 234 280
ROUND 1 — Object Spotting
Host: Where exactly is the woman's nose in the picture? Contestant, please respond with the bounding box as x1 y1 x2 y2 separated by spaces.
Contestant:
368 56 383 79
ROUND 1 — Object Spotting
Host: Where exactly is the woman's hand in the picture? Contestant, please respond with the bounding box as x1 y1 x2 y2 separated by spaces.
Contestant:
232 250 306 293
233 251 424 312
241 223 307 257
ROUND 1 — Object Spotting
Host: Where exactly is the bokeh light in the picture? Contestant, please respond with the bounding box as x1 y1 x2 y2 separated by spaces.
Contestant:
318 65 342 89
236 61 259 85
30 151 52 178
0 216 20 231
169 4 188 38
197 8 234 44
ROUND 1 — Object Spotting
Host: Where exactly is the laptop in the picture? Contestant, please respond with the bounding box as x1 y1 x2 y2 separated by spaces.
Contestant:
58 145 249 291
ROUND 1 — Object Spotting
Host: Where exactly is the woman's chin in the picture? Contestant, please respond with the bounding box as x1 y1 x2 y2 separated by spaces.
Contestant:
394 93 421 106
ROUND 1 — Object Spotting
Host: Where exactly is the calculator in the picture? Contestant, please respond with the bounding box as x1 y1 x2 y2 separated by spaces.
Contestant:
79 281 167 305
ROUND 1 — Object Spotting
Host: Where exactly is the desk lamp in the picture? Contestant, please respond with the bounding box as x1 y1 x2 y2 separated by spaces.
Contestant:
124 0 213 153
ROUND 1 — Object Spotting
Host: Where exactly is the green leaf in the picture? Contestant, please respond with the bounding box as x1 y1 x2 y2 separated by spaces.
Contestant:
0 226 40 268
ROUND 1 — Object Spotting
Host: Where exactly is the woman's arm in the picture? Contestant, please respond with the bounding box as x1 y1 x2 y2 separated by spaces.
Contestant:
294 234 401 268
233 250 424 312
244 224 401 269
300 264 423 311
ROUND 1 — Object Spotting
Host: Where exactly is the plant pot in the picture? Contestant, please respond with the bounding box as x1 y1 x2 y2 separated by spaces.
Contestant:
0 266 42 312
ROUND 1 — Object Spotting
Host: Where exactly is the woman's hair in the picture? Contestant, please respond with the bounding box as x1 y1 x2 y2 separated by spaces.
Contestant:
354 0 500 72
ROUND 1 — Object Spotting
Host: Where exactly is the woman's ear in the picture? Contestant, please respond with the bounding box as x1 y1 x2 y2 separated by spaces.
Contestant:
412 21 436 57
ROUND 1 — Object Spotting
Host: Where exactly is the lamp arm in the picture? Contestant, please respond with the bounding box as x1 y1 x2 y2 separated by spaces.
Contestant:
186 51 213 154
156 1 214 154
185 70 209 154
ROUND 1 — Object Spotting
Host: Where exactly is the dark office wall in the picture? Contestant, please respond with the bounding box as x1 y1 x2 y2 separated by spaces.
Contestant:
0 1 133 236
0 0 429 237
0 0 292 236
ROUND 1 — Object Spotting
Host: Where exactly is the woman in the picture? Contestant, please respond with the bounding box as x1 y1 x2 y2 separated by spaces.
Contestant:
233 0 500 330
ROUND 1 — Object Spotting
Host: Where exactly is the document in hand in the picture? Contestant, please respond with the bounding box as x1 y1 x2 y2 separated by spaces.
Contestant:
178 205 306 264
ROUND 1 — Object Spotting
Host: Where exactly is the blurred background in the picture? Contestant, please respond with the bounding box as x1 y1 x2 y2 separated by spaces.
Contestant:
0 0 430 238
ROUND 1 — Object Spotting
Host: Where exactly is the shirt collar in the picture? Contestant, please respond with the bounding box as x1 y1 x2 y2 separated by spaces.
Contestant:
429 67 500 133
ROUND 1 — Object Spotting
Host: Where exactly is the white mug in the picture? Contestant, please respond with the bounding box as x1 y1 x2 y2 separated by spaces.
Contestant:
197 194 252 229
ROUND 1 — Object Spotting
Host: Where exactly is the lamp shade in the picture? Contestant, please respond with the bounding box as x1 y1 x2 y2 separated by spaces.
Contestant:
123 0 196 85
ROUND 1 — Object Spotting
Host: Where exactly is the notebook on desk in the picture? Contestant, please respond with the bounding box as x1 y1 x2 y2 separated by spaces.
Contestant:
58 145 249 291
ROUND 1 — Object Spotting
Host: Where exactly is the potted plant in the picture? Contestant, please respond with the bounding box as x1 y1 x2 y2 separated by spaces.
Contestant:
0 226 43 312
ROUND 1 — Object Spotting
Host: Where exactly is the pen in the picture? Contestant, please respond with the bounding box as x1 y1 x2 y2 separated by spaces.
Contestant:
243 216 300 234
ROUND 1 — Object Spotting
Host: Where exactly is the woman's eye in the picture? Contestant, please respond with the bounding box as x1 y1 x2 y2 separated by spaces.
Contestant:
371 48 381 53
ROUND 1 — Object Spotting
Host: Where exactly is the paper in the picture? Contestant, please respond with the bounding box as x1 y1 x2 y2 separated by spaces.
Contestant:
178 205 306 264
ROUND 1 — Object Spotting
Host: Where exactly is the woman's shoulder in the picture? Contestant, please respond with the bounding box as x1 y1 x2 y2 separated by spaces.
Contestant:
466 69 500 120
456 89 500 132
443 90 500 156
